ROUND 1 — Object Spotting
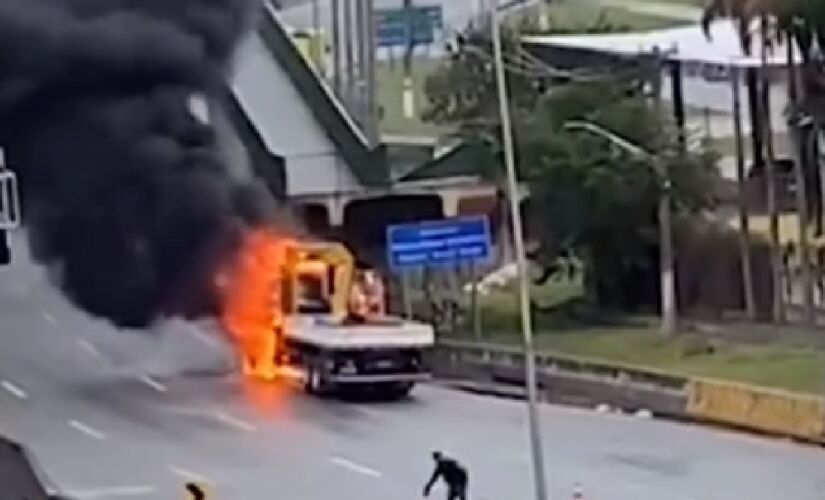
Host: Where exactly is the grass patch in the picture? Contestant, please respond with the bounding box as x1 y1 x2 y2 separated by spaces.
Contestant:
519 1 689 32
469 323 825 395
459 280 825 395
636 0 705 6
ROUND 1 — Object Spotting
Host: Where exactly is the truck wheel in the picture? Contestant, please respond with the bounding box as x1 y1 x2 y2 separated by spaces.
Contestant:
305 363 331 396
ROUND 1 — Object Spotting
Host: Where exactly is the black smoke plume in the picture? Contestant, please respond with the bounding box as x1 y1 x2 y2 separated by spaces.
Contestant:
0 0 278 328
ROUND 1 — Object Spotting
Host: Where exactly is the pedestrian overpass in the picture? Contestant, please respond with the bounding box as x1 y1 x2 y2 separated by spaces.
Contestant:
215 3 502 267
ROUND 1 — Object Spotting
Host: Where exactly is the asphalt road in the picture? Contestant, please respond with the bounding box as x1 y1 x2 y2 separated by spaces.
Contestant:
0 231 824 500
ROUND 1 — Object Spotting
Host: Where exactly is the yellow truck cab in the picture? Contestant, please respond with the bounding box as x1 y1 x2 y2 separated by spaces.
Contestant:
278 241 434 398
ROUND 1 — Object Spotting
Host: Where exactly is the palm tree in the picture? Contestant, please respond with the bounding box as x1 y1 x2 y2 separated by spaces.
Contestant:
703 0 825 325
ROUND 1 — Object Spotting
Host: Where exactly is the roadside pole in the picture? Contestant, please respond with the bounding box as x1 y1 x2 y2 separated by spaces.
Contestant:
344 0 355 107
365 0 378 145
490 5 549 500
650 49 677 336
311 0 323 75
470 260 482 341
565 120 677 336
356 0 367 124
402 0 415 120
402 272 413 319
331 0 342 96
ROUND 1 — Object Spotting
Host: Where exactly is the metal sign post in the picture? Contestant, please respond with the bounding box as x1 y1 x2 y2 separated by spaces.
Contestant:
470 260 482 340
402 271 413 319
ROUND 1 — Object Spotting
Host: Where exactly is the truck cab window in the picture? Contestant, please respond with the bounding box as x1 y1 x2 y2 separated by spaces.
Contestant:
297 274 331 314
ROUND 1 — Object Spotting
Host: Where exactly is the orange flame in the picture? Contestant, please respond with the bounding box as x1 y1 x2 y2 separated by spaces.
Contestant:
217 229 291 380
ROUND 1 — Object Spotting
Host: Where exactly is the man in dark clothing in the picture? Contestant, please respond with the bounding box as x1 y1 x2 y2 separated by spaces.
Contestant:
423 451 468 500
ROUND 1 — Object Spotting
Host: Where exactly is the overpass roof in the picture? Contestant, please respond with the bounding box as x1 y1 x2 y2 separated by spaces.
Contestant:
523 20 799 69
228 4 388 190
400 138 499 182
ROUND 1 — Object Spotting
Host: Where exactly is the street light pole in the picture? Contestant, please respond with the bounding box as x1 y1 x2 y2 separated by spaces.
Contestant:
658 174 676 335
564 121 677 335
490 6 549 500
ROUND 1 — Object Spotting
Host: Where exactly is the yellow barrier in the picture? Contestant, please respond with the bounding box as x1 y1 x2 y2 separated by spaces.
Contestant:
687 379 825 441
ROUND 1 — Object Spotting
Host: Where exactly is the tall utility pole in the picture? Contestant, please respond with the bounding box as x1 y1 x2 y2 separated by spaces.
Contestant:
731 67 758 321
400 0 416 121
332 0 343 96
565 120 677 336
364 0 378 145
650 49 677 336
311 0 323 74
355 0 367 123
786 41 816 326
490 5 549 500
658 164 677 335
354 0 378 144
760 15 784 323
343 0 356 108
403 0 414 76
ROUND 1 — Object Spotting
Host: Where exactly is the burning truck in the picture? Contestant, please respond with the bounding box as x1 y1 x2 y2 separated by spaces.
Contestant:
0 0 434 398
219 230 435 398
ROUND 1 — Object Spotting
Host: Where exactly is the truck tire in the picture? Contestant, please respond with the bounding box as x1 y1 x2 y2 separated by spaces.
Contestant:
304 364 322 394
304 362 331 396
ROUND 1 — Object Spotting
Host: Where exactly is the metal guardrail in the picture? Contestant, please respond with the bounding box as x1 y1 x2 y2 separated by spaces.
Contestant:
436 339 689 391
436 339 825 443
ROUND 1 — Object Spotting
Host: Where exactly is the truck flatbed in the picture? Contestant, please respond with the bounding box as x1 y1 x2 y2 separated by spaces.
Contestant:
284 315 435 350
280 315 434 398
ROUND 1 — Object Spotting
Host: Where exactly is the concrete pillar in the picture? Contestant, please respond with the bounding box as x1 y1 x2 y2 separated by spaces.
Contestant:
328 196 347 227
441 190 461 218
498 193 514 265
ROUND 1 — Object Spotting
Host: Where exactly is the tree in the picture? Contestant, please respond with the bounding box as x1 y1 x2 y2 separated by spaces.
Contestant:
423 21 720 311
518 79 719 309
422 14 635 141
422 20 553 142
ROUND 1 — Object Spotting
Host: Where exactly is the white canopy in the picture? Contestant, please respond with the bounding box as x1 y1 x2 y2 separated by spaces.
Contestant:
522 20 800 69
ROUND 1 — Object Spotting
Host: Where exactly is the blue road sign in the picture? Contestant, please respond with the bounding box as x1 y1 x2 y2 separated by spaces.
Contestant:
375 5 443 48
387 216 492 270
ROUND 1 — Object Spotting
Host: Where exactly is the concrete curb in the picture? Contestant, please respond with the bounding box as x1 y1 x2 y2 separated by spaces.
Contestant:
431 341 825 445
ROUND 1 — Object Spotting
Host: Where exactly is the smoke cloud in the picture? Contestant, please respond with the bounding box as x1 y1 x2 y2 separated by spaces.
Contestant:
0 0 279 328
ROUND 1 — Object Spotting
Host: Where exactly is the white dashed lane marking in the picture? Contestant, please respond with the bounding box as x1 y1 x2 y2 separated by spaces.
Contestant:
186 325 221 350
69 420 107 440
1 379 27 400
170 465 209 484
138 375 167 393
214 411 256 433
41 311 56 325
329 456 382 478
62 486 155 499
77 339 104 359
